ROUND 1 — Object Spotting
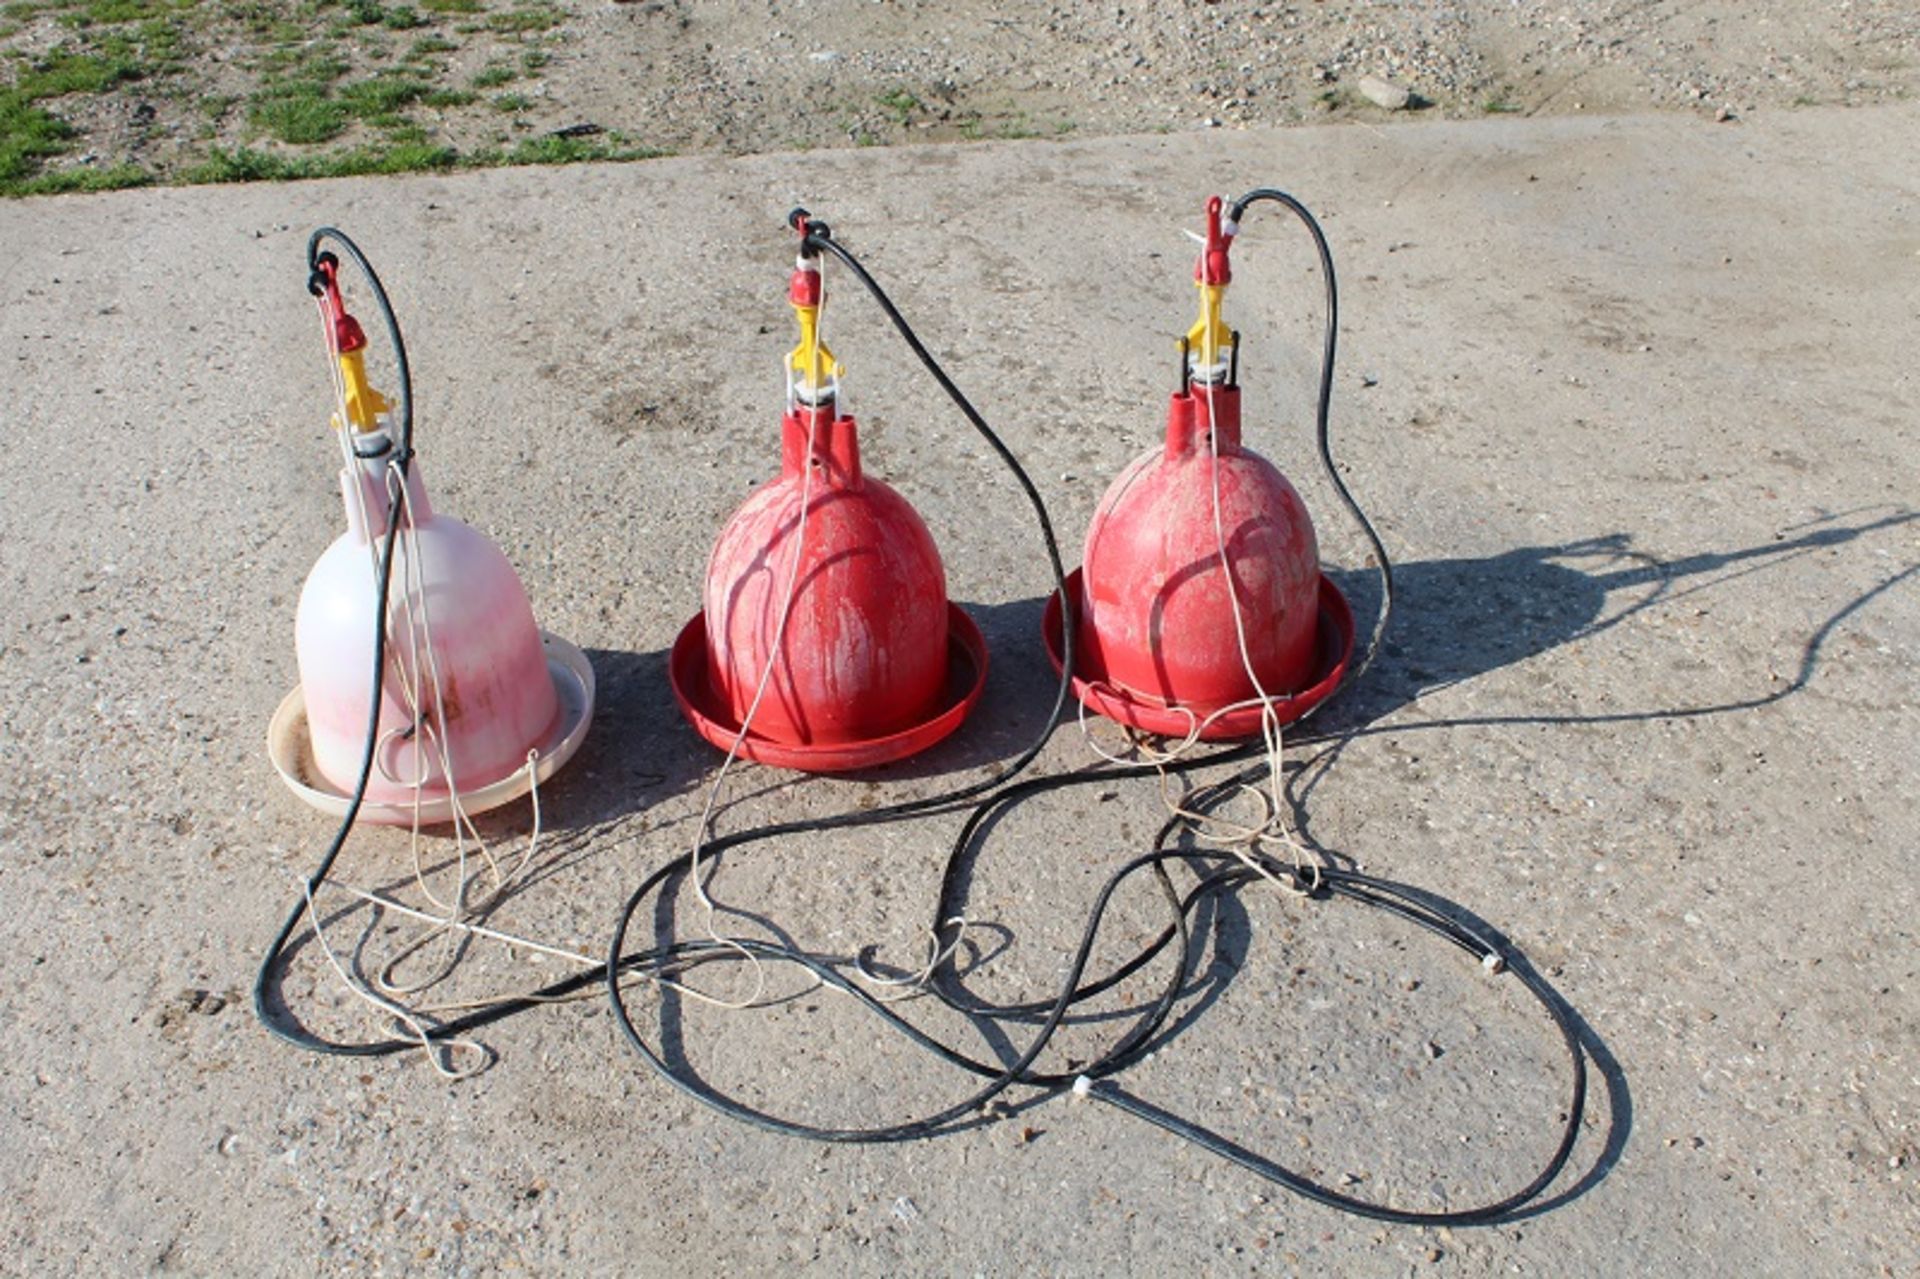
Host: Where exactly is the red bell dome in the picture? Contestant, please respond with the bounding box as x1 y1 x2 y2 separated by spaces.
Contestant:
1081 384 1322 710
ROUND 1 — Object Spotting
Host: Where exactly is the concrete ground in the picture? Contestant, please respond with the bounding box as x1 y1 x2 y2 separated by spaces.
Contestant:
2 104 1916 1275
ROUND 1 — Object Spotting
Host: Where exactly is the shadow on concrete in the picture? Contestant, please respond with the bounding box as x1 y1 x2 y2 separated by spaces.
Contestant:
532 594 1073 835
566 505 1920 837
1324 505 1918 737
607 503 1919 1211
263 505 1913 1177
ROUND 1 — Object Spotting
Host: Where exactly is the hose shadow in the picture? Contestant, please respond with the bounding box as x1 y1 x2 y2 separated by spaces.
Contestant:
1321 506 1917 735
598 506 1914 1157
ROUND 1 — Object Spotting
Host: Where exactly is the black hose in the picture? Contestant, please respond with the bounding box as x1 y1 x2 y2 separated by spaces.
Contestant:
254 229 426 1057
1083 865 1587 1226
1230 187 1394 685
262 211 1588 1228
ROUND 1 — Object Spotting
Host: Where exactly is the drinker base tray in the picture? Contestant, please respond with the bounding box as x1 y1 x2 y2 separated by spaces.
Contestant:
1042 571 1354 740
670 603 988 772
267 631 596 825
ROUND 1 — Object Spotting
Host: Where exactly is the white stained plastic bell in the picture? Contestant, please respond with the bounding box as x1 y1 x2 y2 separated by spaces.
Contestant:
294 431 560 808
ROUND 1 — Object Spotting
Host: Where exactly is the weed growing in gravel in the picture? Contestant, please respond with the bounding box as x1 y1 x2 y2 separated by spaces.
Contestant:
470 61 513 88
0 91 76 182
184 138 453 181
483 131 661 165
16 46 142 95
875 87 921 125
250 88 345 142
1 43 145 185
338 72 430 117
61 0 186 26
486 3 556 35
10 157 147 191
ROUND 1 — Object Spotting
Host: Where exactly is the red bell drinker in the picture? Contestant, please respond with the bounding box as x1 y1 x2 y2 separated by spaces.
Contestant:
1044 196 1354 739
670 226 986 771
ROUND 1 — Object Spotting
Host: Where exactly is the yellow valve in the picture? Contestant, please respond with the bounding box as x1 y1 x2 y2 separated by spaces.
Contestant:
1184 281 1233 373
311 253 391 434
334 347 391 433
786 261 842 399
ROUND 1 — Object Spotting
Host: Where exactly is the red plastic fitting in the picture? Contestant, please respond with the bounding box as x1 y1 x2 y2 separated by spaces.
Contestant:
312 256 369 355
1194 195 1233 287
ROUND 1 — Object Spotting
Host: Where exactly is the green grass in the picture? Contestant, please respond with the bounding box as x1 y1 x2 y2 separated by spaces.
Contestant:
5 159 148 193
875 86 920 125
255 44 347 80
15 47 143 96
96 18 188 73
173 132 665 187
246 59 431 142
1 46 145 185
1481 94 1522 114
0 0 676 197
184 138 456 182
0 91 73 181
249 87 346 141
337 72 429 115
485 3 557 34
481 132 662 165
60 0 186 26
0 45 160 193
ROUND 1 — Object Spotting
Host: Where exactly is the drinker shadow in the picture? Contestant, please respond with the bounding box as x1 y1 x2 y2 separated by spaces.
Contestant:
357 508 1911 1087
1318 506 1918 736
843 504 1915 1202
532 644 796 834
540 594 1079 836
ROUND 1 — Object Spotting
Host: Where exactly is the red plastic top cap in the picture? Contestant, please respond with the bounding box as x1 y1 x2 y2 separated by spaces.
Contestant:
789 260 822 306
